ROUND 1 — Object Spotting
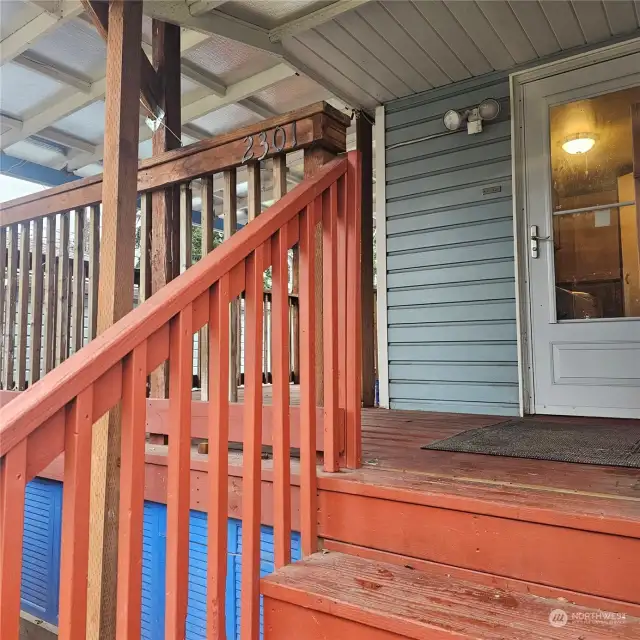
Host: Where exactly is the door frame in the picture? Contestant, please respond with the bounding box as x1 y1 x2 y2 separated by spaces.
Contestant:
510 37 640 416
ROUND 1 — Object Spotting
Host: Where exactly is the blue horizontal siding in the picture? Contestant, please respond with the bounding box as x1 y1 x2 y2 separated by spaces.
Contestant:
20 481 300 639
384 74 519 416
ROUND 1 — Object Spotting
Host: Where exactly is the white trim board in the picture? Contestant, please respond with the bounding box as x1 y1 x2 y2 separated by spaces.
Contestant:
510 36 640 416
374 104 389 409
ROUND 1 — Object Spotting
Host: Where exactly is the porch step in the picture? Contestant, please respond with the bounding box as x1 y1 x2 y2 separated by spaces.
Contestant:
261 551 640 640
316 470 640 605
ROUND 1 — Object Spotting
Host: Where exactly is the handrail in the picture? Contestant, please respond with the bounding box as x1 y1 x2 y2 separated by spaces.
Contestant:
0 102 350 226
0 152 361 639
0 158 346 457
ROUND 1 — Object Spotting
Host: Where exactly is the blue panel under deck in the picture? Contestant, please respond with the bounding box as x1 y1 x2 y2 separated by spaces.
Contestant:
21 480 300 639
21 478 62 625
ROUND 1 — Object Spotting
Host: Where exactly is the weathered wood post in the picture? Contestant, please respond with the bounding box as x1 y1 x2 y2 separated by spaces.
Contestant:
83 1 145 637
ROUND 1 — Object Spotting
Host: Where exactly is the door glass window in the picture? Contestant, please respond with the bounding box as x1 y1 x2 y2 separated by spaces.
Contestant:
549 87 640 319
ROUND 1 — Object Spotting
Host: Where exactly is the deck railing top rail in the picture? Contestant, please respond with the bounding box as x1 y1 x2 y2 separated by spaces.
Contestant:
0 157 347 457
0 101 351 227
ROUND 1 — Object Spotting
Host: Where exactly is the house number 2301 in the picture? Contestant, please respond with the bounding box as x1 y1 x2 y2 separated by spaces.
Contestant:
241 122 296 164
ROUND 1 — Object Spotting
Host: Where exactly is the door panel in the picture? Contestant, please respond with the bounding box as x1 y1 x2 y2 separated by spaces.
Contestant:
524 52 640 417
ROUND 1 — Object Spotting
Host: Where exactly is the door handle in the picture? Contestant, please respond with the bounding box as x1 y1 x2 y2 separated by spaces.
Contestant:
530 225 550 259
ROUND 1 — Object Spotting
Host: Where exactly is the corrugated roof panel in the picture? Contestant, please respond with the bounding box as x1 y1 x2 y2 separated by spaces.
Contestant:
251 74 329 113
183 35 277 85
0 1 42 41
27 18 106 82
0 62 66 115
4 139 67 168
55 101 106 145
191 103 259 136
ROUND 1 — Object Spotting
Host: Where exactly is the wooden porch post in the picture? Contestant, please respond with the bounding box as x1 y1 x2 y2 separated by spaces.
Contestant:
150 20 181 402
87 2 142 638
304 147 337 405
357 112 375 407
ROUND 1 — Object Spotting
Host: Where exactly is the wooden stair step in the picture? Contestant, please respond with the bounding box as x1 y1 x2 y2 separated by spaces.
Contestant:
261 551 640 640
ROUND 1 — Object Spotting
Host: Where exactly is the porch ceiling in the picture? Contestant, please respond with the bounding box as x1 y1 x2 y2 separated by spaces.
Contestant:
2 1 639 181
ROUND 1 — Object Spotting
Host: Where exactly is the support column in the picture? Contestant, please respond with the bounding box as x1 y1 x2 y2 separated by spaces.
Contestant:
357 113 375 407
87 2 142 638
150 20 181 400
304 146 336 406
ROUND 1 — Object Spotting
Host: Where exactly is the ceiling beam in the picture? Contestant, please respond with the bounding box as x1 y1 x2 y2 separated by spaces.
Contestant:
1 0 82 64
269 0 372 42
37 127 97 154
67 64 294 170
142 0 281 54
180 59 226 96
181 63 294 122
0 28 207 152
80 0 163 117
239 98 277 120
187 0 228 17
0 113 23 130
13 51 92 93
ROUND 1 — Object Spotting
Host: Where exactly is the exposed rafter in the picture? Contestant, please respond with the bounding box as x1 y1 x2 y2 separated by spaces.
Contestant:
0 28 207 152
36 127 97 154
80 0 163 117
0 113 23 130
269 0 372 42
187 0 228 17
142 1 281 55
180 63 294 123
13 52 92 93
0 0 82 64
180 59 226 96
67 63 295 169
239 99 277 120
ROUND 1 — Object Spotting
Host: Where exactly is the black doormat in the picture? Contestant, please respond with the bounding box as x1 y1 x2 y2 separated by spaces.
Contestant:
422 420 640 468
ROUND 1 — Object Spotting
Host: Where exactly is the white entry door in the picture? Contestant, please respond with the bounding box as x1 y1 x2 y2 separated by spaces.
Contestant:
523 51 640 418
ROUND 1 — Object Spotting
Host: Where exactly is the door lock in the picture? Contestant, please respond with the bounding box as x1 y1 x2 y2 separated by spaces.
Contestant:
530 225 550 259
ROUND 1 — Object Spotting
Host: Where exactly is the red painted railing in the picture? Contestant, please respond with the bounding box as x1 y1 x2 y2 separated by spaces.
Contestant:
0 153 361 639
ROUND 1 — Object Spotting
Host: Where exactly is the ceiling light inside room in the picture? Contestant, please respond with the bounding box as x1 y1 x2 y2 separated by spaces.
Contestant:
562 133 596 154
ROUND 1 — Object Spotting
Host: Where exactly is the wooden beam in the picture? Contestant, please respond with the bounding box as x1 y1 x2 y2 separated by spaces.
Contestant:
13 51 92 93
356 113 375 407
269 0 372 42
1 103 351 226
86 2 143 639
223 169 239 402
150 19 182 403
0 0 82 64
80 0 163 118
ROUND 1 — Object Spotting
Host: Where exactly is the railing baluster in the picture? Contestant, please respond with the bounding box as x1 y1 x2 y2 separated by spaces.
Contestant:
71 208 85 353
29 218 44 385
247 162 261 222
16 221 30 389
58 387 93 638
117 343 148 639
56 211 70 365
224 169 239 402
337 176 347 437
272 228 291 568
346 153 363 468
88 205 100 340
165 304 193 639
298 205 317 556
180 182 192 275
200 176 214 401
207 275 230 639
139 194 152 303
241 246 264 640
3 224 18 389
43 215 57 375
0 439 27 639
0 226 6 382
323 185 340 471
